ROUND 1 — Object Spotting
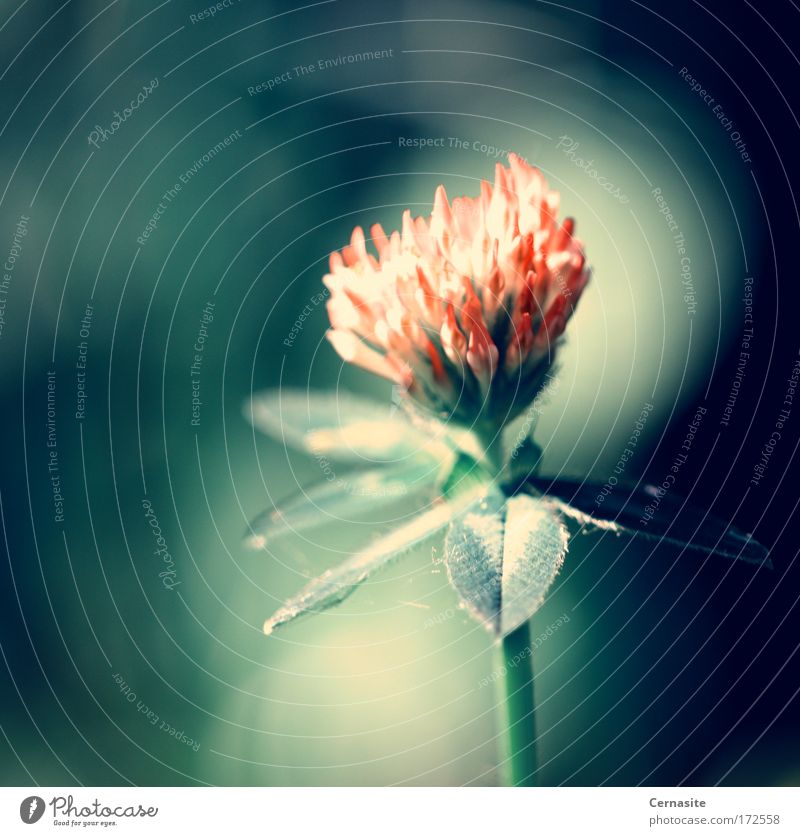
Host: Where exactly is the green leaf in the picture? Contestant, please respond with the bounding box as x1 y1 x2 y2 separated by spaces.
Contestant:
262 485 485 635
245 459 441 549
444 492 568 638
529 476 771 567
245 388 444 463
501 495 569 636
443 489 506 630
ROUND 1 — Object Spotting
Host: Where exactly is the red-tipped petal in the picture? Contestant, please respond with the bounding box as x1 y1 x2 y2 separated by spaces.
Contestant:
371 223 389 256
329 250 345 272
426 339 447 383
551 217 575 253
433 185 453 226
327 331 405 384
441 302 468 363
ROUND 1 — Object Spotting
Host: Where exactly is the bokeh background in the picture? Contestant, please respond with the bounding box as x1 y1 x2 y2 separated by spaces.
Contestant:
1 0 798 786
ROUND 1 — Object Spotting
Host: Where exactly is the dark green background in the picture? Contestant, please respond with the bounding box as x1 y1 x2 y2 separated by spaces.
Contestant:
1 0 798 786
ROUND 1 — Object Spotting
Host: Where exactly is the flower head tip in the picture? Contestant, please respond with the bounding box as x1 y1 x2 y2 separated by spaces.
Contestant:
324 154 590 430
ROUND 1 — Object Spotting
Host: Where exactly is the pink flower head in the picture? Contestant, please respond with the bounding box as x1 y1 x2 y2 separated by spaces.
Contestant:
324 154 590 428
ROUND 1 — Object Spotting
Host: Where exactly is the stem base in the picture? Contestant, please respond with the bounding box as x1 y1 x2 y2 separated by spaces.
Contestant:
498 621 537 786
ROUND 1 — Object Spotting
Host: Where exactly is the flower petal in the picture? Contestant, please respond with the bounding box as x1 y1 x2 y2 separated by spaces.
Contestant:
326 330 409 386
322 155 590 427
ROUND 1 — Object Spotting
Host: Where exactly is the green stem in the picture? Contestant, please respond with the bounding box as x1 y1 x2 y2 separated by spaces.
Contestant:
498 620 537 786
474 424 505 478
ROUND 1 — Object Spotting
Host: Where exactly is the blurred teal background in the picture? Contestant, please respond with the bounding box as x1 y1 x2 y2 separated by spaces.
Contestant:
1 0 797 786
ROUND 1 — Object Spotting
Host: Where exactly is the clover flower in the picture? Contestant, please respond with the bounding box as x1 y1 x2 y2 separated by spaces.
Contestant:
324 154 590 428
245 157 769 786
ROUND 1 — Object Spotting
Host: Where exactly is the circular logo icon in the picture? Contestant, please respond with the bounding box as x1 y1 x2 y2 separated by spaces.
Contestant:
19 796 45 824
